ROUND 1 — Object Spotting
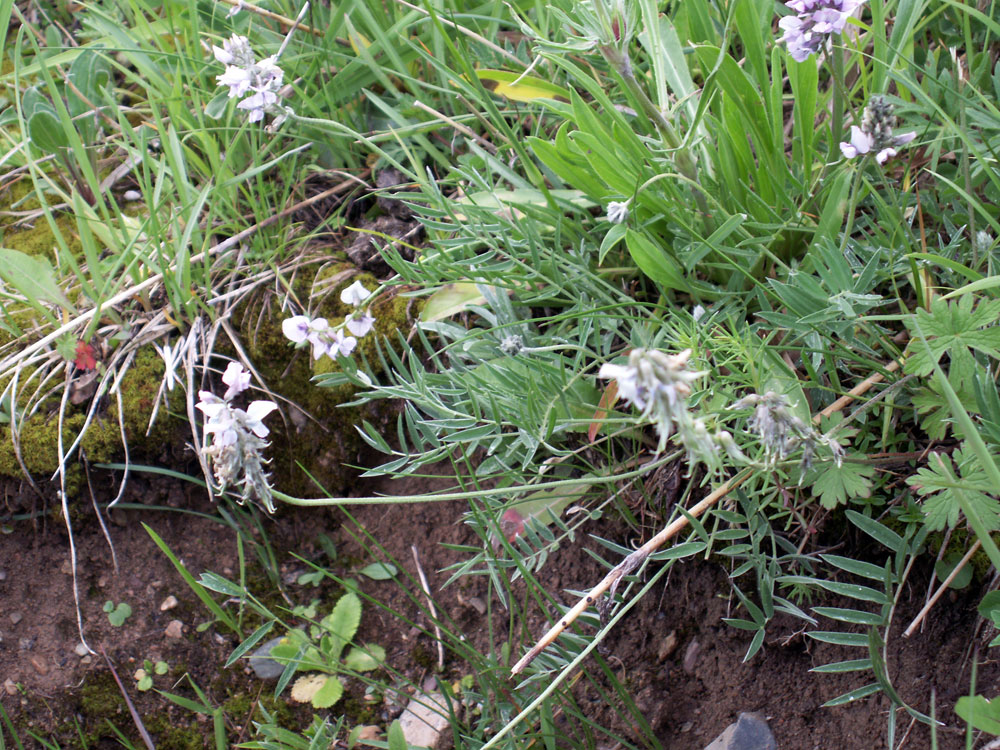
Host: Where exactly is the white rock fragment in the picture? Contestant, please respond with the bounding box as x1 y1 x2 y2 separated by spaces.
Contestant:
159 595 179 611
74 642 90 657
165 620 184 639
398 691 451 749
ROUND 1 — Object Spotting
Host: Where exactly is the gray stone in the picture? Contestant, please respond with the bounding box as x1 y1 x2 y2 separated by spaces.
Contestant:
704 713 776 750
8 612 22 625
248 637 288 680
398 690 451 749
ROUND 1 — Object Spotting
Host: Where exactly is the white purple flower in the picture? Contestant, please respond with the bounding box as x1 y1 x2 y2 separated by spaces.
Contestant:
840 95 916 164
599 348 706 452
340 280 372 306
211 36 289 125
222 361 252 400
196 376 278 512
606 200 630 224
345 312 376 337
777 0 867 62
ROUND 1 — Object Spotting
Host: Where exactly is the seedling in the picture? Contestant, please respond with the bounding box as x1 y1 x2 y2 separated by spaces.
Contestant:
134 660 169 691
103 601 132 627
270 591 386 709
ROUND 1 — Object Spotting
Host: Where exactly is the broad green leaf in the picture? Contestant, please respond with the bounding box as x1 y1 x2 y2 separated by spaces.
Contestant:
624 229 688 292
421 283 488 322
321 592 362 661
388 720 408 750
476 70 571 103
934 553 973 589
343 644 386 672
955 695 1000 735
0 248 75 312
359 562 398 581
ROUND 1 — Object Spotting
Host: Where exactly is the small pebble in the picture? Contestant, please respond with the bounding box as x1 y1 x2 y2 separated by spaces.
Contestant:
9 612 22 625
30 656 48 675
248 637 287 680
80 655 92 665
3 679 16 696
159 595 179 611
122 189 142 202
18 638 34 651
74 643 90 657
357 725 381 742
657 630 678 662
0 570 7 581
165 620 184 639
683 638 701 674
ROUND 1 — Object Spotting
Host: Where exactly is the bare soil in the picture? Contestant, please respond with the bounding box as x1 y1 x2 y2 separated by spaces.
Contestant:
2 458 997 749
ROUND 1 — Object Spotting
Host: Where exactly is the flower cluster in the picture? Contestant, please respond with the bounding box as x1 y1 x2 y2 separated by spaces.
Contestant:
840 95 916 164
777 0 866 62
728 391 844 472
599 349 715 460
213 34 291 125
282 280 376 360
196 362 279 512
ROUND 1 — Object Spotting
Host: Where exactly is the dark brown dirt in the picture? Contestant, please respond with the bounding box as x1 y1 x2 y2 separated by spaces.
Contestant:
0 464 997 749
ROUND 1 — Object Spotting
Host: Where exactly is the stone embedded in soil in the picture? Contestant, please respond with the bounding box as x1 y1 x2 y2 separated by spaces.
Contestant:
8 612 22 625
657 630 679 662
682 638 701 674
73 642 89 657
164 619 184 639
398 690 451 749
3 679 16 695
18 638 34 651
703 713 776 750
248 637 288 680
159 595 179 611
356 725 381 742
29 655 48 675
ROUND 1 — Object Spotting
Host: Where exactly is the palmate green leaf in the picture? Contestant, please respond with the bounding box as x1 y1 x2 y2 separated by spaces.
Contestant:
807 459 875 509
909 445 1000 532
904 297 1000 376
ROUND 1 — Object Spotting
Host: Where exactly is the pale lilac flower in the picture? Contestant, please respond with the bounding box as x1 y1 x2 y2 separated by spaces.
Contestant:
217 66 253 98
282 315 311 343
606 200 630 224
346 313 376 337
212 34 255 68
599 349 706 452
728 391 844 471
840 96 916 164
243 400 279 437
222 361 252 400
341 280 372 306
327 329 358 357
196 375 278 512
211 35 289 125
777 0 866 62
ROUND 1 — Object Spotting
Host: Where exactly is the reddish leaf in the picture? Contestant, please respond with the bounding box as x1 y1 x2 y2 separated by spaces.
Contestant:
588 380 619 443
74 341 97 370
